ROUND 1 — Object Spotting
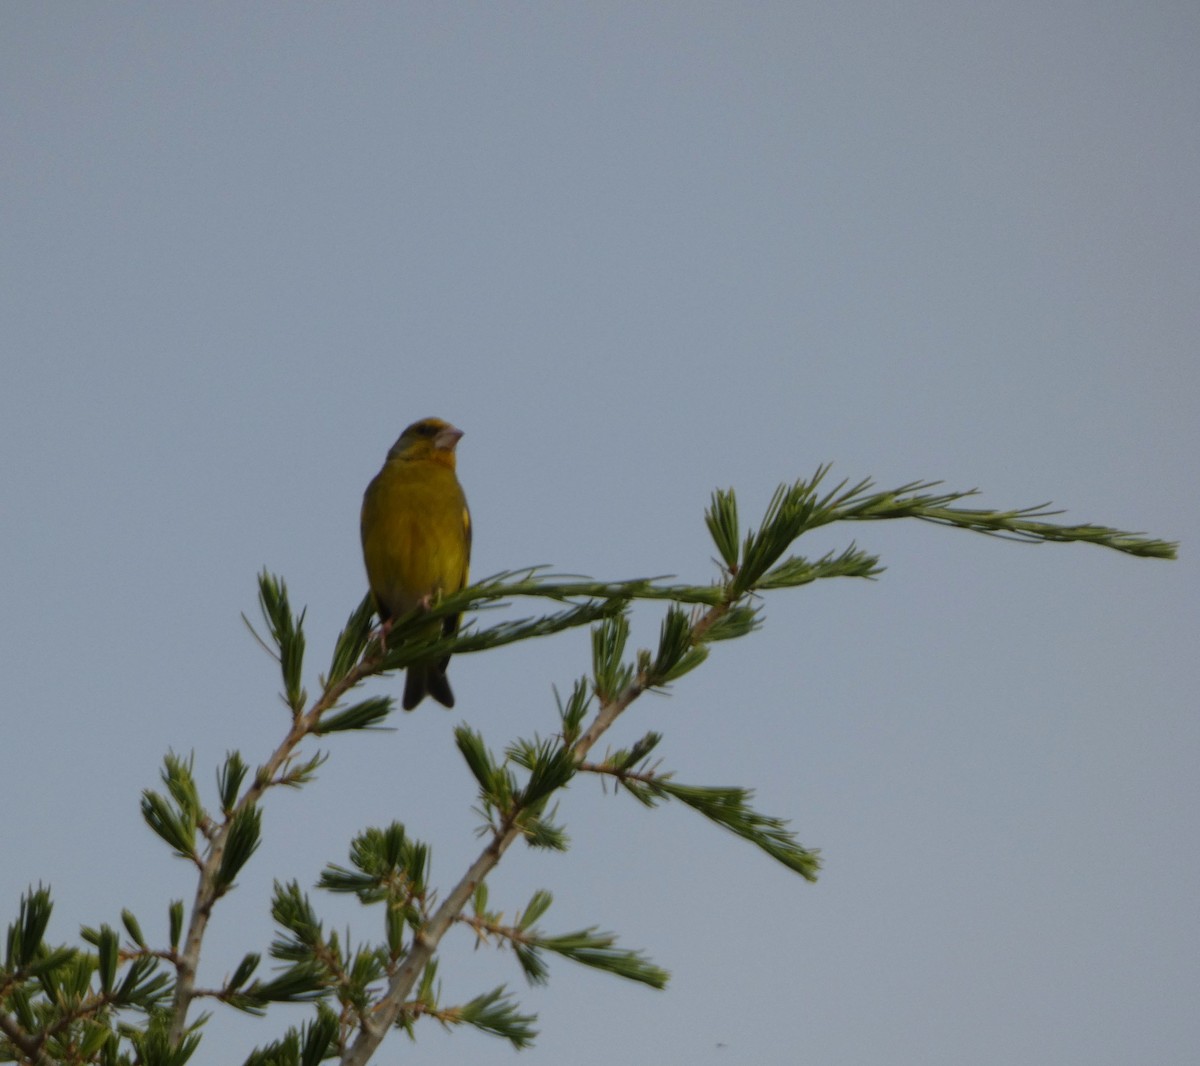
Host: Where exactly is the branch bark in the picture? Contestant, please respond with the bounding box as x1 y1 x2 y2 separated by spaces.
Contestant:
0 1010 54 1066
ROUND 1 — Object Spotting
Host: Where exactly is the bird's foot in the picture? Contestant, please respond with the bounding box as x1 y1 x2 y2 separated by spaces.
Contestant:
371 617 393 659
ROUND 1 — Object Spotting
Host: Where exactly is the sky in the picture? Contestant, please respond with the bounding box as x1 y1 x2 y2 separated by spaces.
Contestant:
2 4 1197 1064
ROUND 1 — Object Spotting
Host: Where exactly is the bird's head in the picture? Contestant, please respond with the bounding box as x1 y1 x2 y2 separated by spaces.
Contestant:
387 417 464 467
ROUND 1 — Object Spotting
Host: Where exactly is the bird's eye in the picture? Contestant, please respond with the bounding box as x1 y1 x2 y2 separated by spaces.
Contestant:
418 423 437 437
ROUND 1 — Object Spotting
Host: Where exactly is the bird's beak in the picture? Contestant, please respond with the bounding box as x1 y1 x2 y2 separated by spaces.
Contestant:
435 424 464 451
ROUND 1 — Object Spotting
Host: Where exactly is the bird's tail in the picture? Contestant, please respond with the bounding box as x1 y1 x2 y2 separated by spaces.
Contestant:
403 661 455 710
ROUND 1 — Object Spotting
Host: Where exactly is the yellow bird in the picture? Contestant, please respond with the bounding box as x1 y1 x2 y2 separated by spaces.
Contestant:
361 417 471 709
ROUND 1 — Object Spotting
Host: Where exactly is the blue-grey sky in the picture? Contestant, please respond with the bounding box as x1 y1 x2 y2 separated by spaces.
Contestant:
3 5 1197 1064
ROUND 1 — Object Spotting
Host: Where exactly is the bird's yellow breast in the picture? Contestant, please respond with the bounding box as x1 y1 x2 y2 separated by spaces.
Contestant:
361 457 470 618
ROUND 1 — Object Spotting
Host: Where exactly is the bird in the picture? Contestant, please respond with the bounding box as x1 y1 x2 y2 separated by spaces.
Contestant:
360 417 471 709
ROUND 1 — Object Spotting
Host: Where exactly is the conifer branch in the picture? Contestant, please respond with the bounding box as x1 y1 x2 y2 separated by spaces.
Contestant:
817 475 1176 558
3 472 1171 1065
